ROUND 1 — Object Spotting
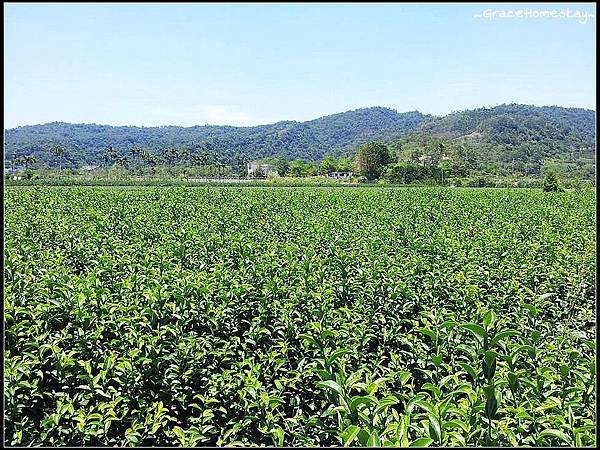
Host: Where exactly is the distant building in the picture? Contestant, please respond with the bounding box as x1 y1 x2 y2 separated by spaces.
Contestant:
247 161 278 178
80 165 98 171
326 171 353 179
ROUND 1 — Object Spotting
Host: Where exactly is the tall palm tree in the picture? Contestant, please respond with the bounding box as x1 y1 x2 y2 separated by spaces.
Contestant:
184 146 197 180
115 155 129 179
102 146 117 179
210 151 219 178
170 147 180 167
23 155 36 171
189 146 201 169
200 151 209 175
129 146 145 177
130 146 142 167
51 144 66 172
234 153 248 178
160 148 178 170
13 156 24 175
140 150 156 180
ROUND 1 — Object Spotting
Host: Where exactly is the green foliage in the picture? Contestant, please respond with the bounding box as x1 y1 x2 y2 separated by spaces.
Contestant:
356 142 392 180
402 104 595 179
4 108 426 168
5 104 594 182
319 155 339 174
317 156 354 175
274 158 290 177
4 186 596 446
385 162 443 184
288 158 316 177
543 171 562 192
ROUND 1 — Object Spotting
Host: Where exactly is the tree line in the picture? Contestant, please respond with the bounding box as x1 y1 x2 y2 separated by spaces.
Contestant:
5 137 592 188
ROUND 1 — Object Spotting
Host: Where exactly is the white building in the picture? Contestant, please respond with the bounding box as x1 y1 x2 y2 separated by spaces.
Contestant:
326 171 353 179
247 161 278 178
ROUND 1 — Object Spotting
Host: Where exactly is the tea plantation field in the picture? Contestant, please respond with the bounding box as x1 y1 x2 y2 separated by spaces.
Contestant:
4 186 596 446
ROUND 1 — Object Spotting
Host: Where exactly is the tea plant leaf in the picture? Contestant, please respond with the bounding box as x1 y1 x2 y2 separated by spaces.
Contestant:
409 437 434 447
539 428 572 445
340 425 360 446
316 380 343 395
460 323 487 348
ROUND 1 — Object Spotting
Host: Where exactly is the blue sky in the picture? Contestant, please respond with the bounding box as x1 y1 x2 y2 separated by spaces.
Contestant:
4 2 596 128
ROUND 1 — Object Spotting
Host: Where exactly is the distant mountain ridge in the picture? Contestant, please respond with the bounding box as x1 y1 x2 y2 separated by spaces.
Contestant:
4 104 596 173
4 107 428 165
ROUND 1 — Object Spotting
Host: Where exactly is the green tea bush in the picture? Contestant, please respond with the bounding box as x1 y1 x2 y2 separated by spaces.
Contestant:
4 186 596 446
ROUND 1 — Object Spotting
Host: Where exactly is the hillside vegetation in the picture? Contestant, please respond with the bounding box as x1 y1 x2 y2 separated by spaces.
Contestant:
395 104 595 177
4 108 427 167
4 104 595 180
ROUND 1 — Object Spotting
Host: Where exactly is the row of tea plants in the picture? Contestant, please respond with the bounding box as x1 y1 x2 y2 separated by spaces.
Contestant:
4 186 596 446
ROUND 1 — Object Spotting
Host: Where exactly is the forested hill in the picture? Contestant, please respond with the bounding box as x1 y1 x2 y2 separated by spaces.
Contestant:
4 104 596 171
391 104 595 177
418 104 595 143
4 107 427 166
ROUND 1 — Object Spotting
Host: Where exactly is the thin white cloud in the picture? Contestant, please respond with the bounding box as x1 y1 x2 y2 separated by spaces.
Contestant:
200 105 253 126
142 104 265 127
